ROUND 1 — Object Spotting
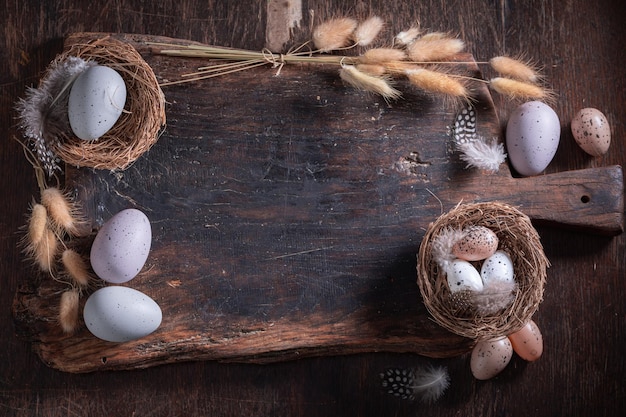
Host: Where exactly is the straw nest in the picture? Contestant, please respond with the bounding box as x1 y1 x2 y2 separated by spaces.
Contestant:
417 201 548 341
47 36 166 170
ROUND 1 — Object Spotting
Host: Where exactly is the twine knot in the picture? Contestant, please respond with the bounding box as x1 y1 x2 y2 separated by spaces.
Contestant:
261 48 286 76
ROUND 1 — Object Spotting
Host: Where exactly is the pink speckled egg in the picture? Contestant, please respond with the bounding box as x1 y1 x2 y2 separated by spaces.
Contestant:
570 108 611 156
452 226 499 261
508 319 543 361
470 337 513 380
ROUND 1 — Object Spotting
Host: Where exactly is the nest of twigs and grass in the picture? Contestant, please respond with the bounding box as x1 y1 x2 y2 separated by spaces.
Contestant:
17 36 166 177
52 36 166 170
417 202 549 341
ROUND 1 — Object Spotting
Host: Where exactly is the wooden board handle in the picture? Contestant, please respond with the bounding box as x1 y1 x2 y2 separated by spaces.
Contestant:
480 165 624 235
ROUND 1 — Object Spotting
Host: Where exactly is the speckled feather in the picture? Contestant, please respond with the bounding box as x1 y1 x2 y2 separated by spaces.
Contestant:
453 104 506 172
380 365 450 403
15 56 93 176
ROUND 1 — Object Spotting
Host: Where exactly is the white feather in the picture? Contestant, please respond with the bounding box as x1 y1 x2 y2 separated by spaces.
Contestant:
431 227 466 270
471 279 517 315
411 365 451 403
456 136 507 172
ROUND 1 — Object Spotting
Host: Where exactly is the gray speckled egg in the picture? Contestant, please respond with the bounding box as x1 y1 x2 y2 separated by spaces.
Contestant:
68 65 127 141
90 208 151 284
84 286 162 343
571 107 611 156
506 101 560 176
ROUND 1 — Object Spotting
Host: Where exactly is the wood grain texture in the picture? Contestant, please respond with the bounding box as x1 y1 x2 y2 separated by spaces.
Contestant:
2 0 625 416
11 31 623 373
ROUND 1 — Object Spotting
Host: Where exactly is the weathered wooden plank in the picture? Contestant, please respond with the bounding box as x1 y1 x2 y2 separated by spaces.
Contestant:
12 32 623 373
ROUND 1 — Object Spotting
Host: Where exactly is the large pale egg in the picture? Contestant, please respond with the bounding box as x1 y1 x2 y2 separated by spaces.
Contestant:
83 286 162 342
570 108 611 156
470 337 513 380
452 226 499 261
90 208 152 284
508 319 543 361
480 250 515 285
68 65 127 140
446 259 483 293
506 101 560 176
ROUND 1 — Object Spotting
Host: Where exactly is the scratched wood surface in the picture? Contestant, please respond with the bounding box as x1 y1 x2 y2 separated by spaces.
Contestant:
11 31 624 373
2 0 625 416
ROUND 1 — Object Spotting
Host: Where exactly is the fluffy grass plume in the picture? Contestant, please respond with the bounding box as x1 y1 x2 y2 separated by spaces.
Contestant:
489 77 553 102
406 68 468 99
151 19 554 107
490 56 541 83
407 32 464 62
59 289 80 334
40 187 83 236
353 16 384 46
360 47 407 64
34 227 58 273
312 17 358 52
395 27 421 45
61 249 92 289
27 203 48 248
355 63 387 77
339 65 401 101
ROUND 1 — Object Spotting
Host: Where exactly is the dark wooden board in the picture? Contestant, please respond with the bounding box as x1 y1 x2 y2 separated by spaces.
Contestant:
13 33 624 373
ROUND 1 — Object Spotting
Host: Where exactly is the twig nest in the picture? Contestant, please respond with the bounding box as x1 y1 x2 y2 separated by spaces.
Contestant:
417 202 549 341
47 36 166 170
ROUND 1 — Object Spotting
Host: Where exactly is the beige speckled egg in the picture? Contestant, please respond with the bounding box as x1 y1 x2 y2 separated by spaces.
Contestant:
571 108 611 156
452 226 499 261
508 320 543 361
470 337 513 380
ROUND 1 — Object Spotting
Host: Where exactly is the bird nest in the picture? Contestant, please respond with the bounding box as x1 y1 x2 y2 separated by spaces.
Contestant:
417 201 549 341
46 36 166 170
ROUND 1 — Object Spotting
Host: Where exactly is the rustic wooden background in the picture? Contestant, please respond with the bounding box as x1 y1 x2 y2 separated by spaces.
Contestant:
1 1 624 416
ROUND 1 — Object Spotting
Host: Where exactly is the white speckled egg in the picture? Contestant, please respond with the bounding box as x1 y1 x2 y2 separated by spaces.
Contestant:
68 65 127 141
506 101 560 176
90 208 151 284
83 286 162 342
480 250 515 285
446 259 483 293
508 319 543 361
470 337 513 380
570 107 611 156
452 226 499 261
